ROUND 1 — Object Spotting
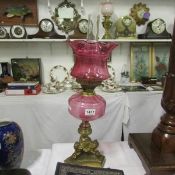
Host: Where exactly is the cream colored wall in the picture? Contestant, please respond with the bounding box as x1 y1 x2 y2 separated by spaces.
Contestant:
0 0 174 83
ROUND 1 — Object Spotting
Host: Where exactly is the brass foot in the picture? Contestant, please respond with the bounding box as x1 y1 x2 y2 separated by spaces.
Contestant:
64 121 105 167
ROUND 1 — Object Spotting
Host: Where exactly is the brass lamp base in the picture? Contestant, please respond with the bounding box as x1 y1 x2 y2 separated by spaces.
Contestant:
102 16 112 39
64 121 105 167
65 152 105 168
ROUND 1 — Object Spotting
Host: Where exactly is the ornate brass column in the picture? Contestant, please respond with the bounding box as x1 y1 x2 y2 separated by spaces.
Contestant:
152 22 175 152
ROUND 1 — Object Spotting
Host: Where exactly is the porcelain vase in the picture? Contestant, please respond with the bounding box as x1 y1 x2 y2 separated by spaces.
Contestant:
0 121 24 169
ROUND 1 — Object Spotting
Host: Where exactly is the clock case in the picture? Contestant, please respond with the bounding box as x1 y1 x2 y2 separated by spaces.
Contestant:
69 19 88 39
115 16 136 38
10 25 27 39
138 19 171 39
28 18 66 39
0 26 10 39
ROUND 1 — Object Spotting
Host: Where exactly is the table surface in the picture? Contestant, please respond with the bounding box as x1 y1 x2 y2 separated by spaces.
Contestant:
21 142 146 175
0 90 164 150
0 90 129 150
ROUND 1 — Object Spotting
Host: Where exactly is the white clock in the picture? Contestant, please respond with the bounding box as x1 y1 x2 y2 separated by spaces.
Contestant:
10 25 27 39
151 18 166 35
39 19 54 33
122 16 133 27
0 26 8 39
78 19 88 34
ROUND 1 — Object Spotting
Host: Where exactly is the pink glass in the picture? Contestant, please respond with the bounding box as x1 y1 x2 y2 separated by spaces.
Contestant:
69 40 117 83
68 40 117 121
68 92 106 121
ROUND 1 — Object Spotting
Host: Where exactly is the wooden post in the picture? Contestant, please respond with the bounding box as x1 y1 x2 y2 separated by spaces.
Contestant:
152 21 175 152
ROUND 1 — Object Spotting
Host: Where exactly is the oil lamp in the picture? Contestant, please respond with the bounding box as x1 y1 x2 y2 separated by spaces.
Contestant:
101 0 113 39
64 40 117 167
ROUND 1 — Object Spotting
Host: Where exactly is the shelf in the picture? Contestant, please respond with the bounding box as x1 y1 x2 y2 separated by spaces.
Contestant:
99 39 172 43
0 38 172 43
0 39 67 43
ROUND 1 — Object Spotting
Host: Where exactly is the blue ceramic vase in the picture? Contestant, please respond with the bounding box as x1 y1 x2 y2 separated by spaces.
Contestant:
0 121 24 169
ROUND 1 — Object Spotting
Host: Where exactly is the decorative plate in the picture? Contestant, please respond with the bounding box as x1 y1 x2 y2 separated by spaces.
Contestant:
101 65 121 92
101 86 122 93
42 87 65 94
42 82 65 94
68 67 81 90
50 65 69 84
102 64 116 86
130 3 150 26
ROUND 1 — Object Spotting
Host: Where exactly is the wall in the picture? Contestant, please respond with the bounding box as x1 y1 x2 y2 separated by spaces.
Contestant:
0 0 174 84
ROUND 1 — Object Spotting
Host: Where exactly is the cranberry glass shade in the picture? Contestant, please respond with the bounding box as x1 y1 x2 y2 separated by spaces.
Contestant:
68 40 117 121
69 40 117 84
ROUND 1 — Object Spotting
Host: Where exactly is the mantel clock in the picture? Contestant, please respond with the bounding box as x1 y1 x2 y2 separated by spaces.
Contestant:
28 18 66 39
138 18 171 39
115 15 136 38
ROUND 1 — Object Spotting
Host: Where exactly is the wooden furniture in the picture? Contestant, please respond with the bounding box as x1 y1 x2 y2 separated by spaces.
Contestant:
128 22 175 175
129 133 175 175
152 21 175 152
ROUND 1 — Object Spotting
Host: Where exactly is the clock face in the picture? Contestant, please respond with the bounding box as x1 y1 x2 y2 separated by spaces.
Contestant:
151 18 166 34
0 26 8 39
78 19 88 34
40 19 54 33
10 25 27 39
122 16 132 26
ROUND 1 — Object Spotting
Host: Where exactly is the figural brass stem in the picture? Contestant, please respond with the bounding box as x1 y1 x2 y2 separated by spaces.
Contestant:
65 84 105 167
102 16 112 39
152 21 175 152
64 121 105 167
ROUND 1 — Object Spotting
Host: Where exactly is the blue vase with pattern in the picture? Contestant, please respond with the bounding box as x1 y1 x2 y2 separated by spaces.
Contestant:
0 121 24 169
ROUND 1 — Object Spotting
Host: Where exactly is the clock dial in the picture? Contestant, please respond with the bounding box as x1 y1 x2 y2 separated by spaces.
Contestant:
78 19 88 34
10 25 27 39
39 19 54 33
151 18 166 34
122 16 132 26
0 26 8 39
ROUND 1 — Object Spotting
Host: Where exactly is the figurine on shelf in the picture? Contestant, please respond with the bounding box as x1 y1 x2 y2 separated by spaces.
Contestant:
120 64 130 84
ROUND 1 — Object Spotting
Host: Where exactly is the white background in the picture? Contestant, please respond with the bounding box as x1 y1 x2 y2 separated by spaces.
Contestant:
0 0 174 84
